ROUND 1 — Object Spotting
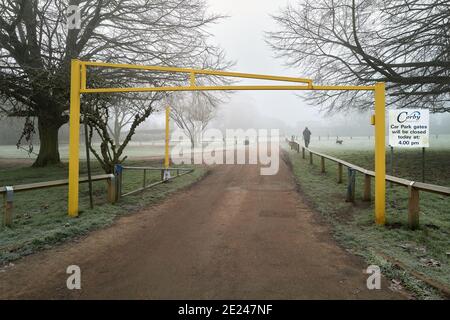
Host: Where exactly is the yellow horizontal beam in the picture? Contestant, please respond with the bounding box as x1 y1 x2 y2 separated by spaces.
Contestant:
312 85 375 91
80 84 375 94
81 61 313 85
80 85 308 93
79 61 377 93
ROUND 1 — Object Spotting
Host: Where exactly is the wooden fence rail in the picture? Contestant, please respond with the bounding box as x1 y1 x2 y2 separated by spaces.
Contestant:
286 139 450 229
1 174 115 227
1 165 195 228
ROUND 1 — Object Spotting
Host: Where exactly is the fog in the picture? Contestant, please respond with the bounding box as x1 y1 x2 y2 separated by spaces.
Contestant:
0 0 449 146
145 0 450 137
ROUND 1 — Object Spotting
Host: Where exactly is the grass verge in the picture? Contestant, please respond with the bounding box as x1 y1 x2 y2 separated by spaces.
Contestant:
285 147 450 300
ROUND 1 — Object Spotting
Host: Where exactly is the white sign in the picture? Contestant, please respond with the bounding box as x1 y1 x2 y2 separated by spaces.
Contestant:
389 109 429 148
163 169 171 181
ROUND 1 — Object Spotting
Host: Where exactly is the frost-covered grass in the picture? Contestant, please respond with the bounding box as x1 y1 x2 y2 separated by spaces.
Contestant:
303 134 450 151
0 141 167 160
285 141 450 299
0 138 252 161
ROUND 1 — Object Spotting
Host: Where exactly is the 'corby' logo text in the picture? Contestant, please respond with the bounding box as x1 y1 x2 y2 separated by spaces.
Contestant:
397 111 421 123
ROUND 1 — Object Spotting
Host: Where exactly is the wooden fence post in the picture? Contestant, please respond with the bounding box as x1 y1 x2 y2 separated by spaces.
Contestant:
337 163 343 184
346 169 356 202
363 174 371 201
309 152 313 165
302 147 305 159
107 174 116 204
408 184 420 230
321 156 325 173
3 186 13 227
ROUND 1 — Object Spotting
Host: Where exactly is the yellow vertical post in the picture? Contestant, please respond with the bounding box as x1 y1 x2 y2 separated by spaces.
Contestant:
374 82 386 225
165 106 170 169
68 60 81 217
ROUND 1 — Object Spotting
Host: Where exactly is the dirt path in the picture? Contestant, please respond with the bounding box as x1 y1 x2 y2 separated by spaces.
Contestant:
0 154 405 299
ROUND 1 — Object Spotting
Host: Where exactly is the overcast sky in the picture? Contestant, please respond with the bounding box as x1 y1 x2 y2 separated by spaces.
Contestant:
149 0 324 131
207 0 324 129
148 0 449 134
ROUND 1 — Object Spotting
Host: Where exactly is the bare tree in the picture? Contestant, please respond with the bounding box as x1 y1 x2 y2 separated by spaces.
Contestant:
107 104 134 147
83 45 233 174
0 0 228 166
267 0 450 113
168 92 220 148
84 92 161 173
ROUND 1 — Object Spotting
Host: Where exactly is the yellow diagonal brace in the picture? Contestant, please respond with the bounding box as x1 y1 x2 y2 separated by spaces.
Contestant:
80 61 312 85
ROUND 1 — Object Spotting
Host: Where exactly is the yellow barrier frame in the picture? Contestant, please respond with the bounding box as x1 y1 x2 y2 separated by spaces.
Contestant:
165 106 170 169
68 59 385 226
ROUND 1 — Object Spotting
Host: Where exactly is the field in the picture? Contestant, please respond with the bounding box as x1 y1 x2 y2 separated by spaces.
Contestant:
303 134 450 186
0 141 167 160
0 158 206 264
0 139 252 160
285 136 450 299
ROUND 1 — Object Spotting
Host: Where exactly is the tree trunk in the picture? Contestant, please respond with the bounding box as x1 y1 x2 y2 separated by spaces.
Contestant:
32 116 61 167
114 117 121 147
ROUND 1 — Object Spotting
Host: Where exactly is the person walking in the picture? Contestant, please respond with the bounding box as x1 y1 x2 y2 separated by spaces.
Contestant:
303 127 312 148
